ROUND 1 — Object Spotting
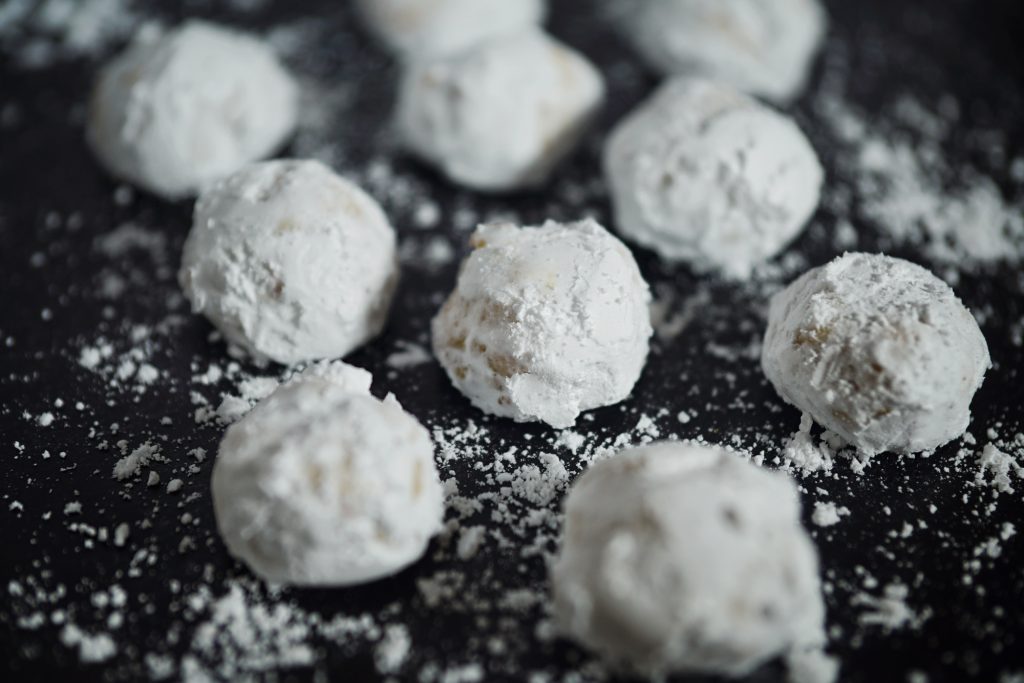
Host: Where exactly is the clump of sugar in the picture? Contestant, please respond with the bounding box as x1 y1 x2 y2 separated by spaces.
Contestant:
812 501 850 528
976 444 1024 494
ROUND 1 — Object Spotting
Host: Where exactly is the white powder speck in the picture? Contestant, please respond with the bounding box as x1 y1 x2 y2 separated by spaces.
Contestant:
852 583 923 632
386 341 432 369
145 653 175 680
375 623 411 674
136 363 159 384
95 223 168 261
60 623 117 663
112 442 161 480
812 501 850 527
456 526 486 560
413 200 441 229
554 430 586 454
976 444 1023 494
634 414 660 441
216 376 281 424
781 414 834 474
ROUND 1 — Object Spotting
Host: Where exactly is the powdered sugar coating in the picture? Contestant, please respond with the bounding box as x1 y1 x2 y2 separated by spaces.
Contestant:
87 20 297 200
357 0 545 58
551 442 830 678
179 159 399 365
615 0 826 103
211 361 444 586
605 78 823 279
762 252 991 456
396 29 604 193
432 219 651 428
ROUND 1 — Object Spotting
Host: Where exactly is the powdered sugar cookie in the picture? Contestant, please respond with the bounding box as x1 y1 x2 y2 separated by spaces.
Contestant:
762 252 991 456
396 29 604 192
605 78 823 279
179 159 398 365
432 219 651 428
212 361 444 586
357 0 545 58
87 20 297 199
614 0 826 102
551 441 832 678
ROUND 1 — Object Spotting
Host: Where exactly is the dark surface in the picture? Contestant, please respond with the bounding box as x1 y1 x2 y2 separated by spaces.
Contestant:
1 1 1023 682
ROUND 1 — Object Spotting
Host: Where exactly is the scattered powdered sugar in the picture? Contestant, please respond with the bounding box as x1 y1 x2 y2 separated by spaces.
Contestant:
816 81 1024 273
95 223 169 262
60 623 118 663
185 582 319 679
112 442 162 480
851 583 927 633
0 0 141 69
553 429 586 455
782 414 836 475
375 623 412 674
211 375 282 425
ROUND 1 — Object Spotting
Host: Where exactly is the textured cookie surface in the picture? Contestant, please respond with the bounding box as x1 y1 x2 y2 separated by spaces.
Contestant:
88 20 297 199
615 0 826 102
212 361 444 586
605 78 823 279
551 441 830 678
397 29 604 192
762 252 990 455
179 159 398 365
432 218 651 428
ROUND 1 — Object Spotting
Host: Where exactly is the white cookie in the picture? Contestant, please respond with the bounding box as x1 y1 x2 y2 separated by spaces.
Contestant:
212 361 444 586
88 20 297 199
432 219 651 428
396 29 604 192
551 442 830 678
357 0 545 58
179 159 398 365
615 0 826 102
762 252 991 455
605 78 823 279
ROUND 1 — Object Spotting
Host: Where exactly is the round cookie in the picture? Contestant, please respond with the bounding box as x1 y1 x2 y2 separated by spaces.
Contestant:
614 0 826 102
396 28 604 193
212 361 445 586
179 159 398 365
87 20 298 199
432 219 651 428
357 0 546 58
604 78 823 279
762 252 991 456
551 441 830 678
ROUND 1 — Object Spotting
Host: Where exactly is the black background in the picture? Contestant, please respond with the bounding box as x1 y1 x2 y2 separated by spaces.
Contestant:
1 1 1023 681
